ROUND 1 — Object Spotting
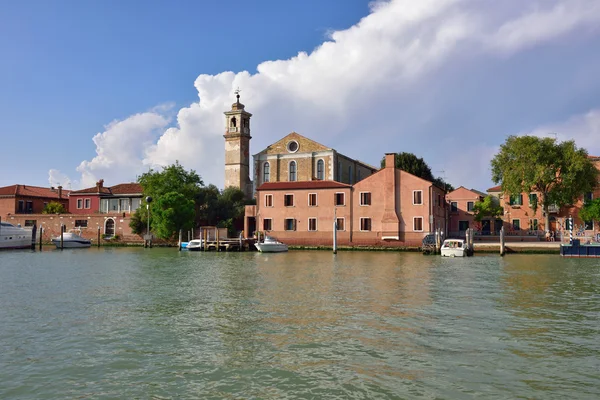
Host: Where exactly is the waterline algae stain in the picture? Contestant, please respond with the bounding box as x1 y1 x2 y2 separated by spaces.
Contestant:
1 249 599 398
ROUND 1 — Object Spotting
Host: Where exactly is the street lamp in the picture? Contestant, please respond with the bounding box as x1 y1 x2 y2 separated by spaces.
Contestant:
146 196 153 234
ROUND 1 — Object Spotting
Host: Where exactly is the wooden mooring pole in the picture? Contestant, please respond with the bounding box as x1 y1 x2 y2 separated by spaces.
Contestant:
60 225 64 250
500 226 505 256
39 226 43 250
178 229 183 251
333 208 337 254
97 226 101 248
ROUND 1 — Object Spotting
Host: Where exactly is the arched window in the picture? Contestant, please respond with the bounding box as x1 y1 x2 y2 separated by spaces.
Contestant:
263 162 270 183
289 161 297 181
230 117 237 127
317 159 324 180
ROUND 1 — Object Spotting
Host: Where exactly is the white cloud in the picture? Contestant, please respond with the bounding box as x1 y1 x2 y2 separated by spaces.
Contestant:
55 0 600 191
527 109 600 156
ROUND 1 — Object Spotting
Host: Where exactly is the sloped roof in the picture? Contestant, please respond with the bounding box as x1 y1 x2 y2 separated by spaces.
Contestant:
70 186 111 195
257 180 352 191
0 184 70 199
70 182 142 196
108 183 143 195
487 185 502 192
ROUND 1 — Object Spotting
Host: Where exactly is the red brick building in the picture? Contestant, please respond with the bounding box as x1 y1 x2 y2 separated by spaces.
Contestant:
0 184 69 220
244 153 447 247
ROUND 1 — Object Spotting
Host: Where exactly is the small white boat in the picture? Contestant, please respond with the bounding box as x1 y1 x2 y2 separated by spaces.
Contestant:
441 239 467 257
0 221 33 250
185 239 204 251
255 236 288 253
52 230 91 249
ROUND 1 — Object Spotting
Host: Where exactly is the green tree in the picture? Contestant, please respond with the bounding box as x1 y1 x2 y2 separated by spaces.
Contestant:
491 135 599 230
131 161 204 239
579 198 600 225
380 152 454 191
196 184 221 226
472 195 503 222
152 192 196 240
138 161 203 201
42 201 66 214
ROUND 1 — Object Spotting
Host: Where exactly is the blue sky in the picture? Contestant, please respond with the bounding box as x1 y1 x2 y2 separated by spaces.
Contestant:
1 0 600 191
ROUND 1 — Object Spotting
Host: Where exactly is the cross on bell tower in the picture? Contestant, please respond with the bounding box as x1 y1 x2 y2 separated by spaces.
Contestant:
223 88 252 199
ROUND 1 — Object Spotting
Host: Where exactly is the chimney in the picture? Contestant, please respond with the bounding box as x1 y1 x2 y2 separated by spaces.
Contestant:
58 185 63 198
96 179 104 190
385 153 396 169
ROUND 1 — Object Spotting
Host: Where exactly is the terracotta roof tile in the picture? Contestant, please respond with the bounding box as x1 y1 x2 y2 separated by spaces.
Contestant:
0 184 70 199
487 185 502 192
257 181 352 191
70 186 111 195
109 183 143 195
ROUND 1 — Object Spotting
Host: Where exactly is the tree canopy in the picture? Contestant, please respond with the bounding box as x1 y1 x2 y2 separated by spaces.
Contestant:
472 195 503 222
131 162 203 240
380 152 454 191
42 201 66 214
491 135 599 230
579 198 600 224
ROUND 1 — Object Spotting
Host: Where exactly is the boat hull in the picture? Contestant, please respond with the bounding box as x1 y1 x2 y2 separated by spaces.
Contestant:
255 243 288 253
0 224 33 250
52 239 91 249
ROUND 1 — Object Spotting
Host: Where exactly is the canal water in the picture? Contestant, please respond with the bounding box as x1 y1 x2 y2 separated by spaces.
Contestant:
1 249 599 399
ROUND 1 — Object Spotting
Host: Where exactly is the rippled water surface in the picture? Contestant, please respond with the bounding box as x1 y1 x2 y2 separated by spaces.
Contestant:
1 248 599 399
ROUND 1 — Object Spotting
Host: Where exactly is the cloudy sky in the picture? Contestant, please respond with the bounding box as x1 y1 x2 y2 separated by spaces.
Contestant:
2 0 599 191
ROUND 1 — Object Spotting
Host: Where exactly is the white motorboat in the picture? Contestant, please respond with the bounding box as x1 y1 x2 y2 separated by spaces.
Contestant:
441 239 467 257
0 221 33 250
184 239 204 251
255 236 288 253
52 230 91 249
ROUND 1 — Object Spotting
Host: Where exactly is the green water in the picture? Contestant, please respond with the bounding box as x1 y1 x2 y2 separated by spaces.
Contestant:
1 249 599 399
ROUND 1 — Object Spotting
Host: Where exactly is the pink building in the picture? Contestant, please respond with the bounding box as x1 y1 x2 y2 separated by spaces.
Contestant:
446 186 486 235
244 153 447 247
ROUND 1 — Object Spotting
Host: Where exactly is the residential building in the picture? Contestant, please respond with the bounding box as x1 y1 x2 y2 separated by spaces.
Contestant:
446 187 486 235
0 184 69 219
244 153 446 247
68 180 143 215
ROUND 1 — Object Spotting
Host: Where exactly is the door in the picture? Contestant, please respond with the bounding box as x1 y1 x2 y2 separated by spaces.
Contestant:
105 219 115 236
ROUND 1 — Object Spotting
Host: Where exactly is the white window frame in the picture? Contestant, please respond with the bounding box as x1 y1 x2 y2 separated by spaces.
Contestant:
284 193 294 207
359 191 371 206
263 218 272 231
413 216 424 232
77 199 83 209
308 193 317 207
265 194 273 207
360 217 372 232
335 192 345 206
466 201 474 212
308 217 317 231
336 217 345 231
413 190 423 205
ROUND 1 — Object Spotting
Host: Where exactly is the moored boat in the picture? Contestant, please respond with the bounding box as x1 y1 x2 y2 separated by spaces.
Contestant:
52 230 91 249
441 239 467 257
185 239 204 251
0 221 33 250
255 236 288 253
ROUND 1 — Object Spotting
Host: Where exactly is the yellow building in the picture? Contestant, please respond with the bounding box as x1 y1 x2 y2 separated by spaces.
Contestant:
252 132 378 192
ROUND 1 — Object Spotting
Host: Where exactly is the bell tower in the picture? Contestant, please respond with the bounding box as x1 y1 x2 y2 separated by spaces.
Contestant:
224 89 252 199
